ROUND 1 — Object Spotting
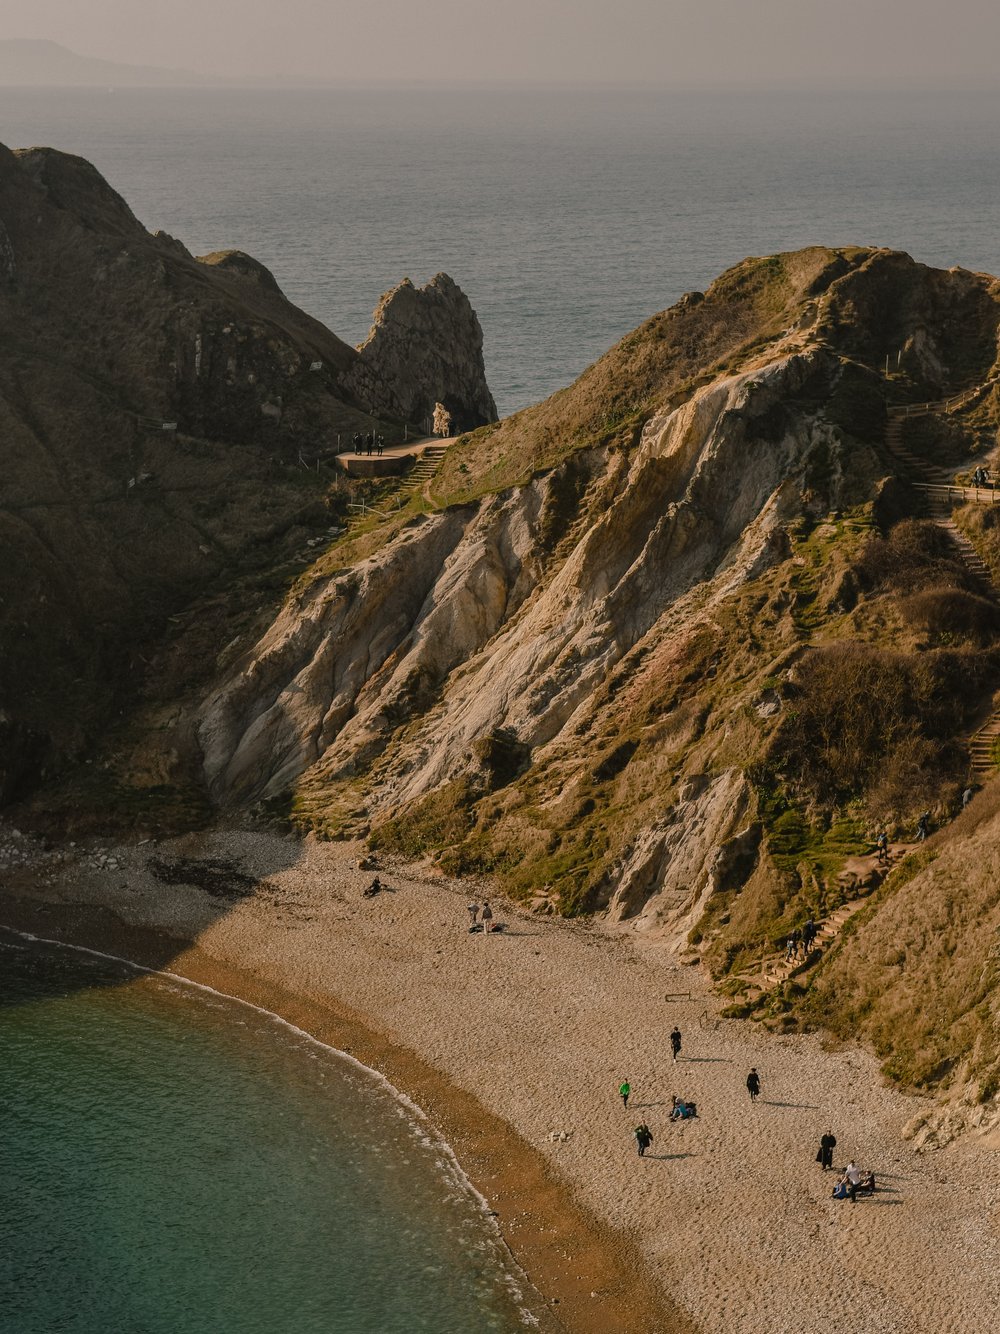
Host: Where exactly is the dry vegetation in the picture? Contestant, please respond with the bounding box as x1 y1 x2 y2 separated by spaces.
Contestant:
429 247 865 506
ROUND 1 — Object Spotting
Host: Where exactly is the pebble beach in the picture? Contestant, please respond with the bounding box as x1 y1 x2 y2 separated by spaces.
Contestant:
3 824 999 1334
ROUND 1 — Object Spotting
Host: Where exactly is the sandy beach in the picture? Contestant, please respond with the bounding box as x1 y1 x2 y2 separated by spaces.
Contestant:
3 824 999 1334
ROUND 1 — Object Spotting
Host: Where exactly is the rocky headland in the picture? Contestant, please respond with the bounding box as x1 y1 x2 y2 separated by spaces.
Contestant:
5 147 1000 1331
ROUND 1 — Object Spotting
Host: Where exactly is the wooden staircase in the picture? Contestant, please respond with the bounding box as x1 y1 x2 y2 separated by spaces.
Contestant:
737 893 881 999
402 442 449 493
885 403 1000 777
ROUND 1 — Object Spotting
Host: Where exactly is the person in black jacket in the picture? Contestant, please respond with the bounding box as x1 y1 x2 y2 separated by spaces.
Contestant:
817 1131 837 1170
746 1068 761 1102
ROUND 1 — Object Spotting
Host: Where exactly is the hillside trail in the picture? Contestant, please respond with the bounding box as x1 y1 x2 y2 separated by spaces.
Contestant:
739 382 1000 1003
339 435 457 532
734 840 919 998
884 387 1000 779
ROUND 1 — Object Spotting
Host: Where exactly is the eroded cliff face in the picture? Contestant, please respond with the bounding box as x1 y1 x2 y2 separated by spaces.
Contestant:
195 342 860 939
188 247 1000 955
343 273 498 433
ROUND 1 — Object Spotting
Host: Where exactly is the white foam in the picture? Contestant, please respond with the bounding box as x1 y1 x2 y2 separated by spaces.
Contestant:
0 925 543 1326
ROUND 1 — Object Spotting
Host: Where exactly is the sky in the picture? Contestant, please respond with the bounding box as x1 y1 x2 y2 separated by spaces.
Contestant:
6 0 1000 86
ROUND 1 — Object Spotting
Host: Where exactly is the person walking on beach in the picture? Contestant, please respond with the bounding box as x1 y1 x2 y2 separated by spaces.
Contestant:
467 901 479 928
670 1027 682 1062
480 900 493 934
619 1079 631 1109
746 1068 761 1103
634 1122 653 1157
817 1131 837 1170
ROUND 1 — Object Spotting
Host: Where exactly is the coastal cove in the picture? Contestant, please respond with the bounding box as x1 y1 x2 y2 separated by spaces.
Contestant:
0 929 548 1334
4 829 1000 1334
0 865 679 1334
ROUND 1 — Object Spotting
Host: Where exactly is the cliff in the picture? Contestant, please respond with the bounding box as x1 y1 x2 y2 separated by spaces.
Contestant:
0 142 493 801
185 244 1000 1129
8 149 1000 1134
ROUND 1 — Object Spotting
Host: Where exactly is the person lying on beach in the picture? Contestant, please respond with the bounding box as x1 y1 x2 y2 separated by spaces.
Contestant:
833 1169 876 1201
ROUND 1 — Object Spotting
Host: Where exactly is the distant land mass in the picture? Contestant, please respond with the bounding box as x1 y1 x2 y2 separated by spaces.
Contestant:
0 39 221 88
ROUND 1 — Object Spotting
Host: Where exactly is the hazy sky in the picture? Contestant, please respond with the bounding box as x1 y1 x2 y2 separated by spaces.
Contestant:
8 0 1000 86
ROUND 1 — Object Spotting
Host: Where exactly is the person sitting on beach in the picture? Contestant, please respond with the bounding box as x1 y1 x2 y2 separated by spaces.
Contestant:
363 876 382 897
670 1096 696 1120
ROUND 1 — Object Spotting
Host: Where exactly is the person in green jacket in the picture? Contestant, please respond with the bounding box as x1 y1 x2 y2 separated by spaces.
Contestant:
619 1079 631 1108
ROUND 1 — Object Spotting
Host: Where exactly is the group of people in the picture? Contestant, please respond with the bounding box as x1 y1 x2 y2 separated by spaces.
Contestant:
622 1054 878 1205
466 900 498 933
972 465 992 488
818 1132 875 1198
784 923 817 962
352 431 385 456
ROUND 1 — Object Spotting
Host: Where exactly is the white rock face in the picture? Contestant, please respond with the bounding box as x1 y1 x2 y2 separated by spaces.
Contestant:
606 769 753 939
196 346 848 921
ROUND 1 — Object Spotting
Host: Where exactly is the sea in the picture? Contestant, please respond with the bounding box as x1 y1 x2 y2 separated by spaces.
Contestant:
3 85 1000 415
0 928 545 1333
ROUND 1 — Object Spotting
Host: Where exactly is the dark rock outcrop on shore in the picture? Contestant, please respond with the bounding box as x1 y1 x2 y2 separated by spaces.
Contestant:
344 273 498 435
0 141 494 800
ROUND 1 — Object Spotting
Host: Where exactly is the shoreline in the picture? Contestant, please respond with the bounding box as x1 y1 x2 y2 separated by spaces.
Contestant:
0 876 686 1334
4 823 1000 1333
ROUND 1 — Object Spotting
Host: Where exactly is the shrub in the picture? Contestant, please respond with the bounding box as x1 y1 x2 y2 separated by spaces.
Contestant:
864 734 964 823
900 586 1000 646
853 519 971 595
775 642 990 806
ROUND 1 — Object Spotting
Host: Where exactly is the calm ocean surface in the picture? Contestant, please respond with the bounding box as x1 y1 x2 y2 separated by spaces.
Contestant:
2 85 1000 413
0 930 542 1333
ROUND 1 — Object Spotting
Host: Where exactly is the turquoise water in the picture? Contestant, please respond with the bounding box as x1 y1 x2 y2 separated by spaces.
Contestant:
0 930 543 1333
3 86 1000 412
